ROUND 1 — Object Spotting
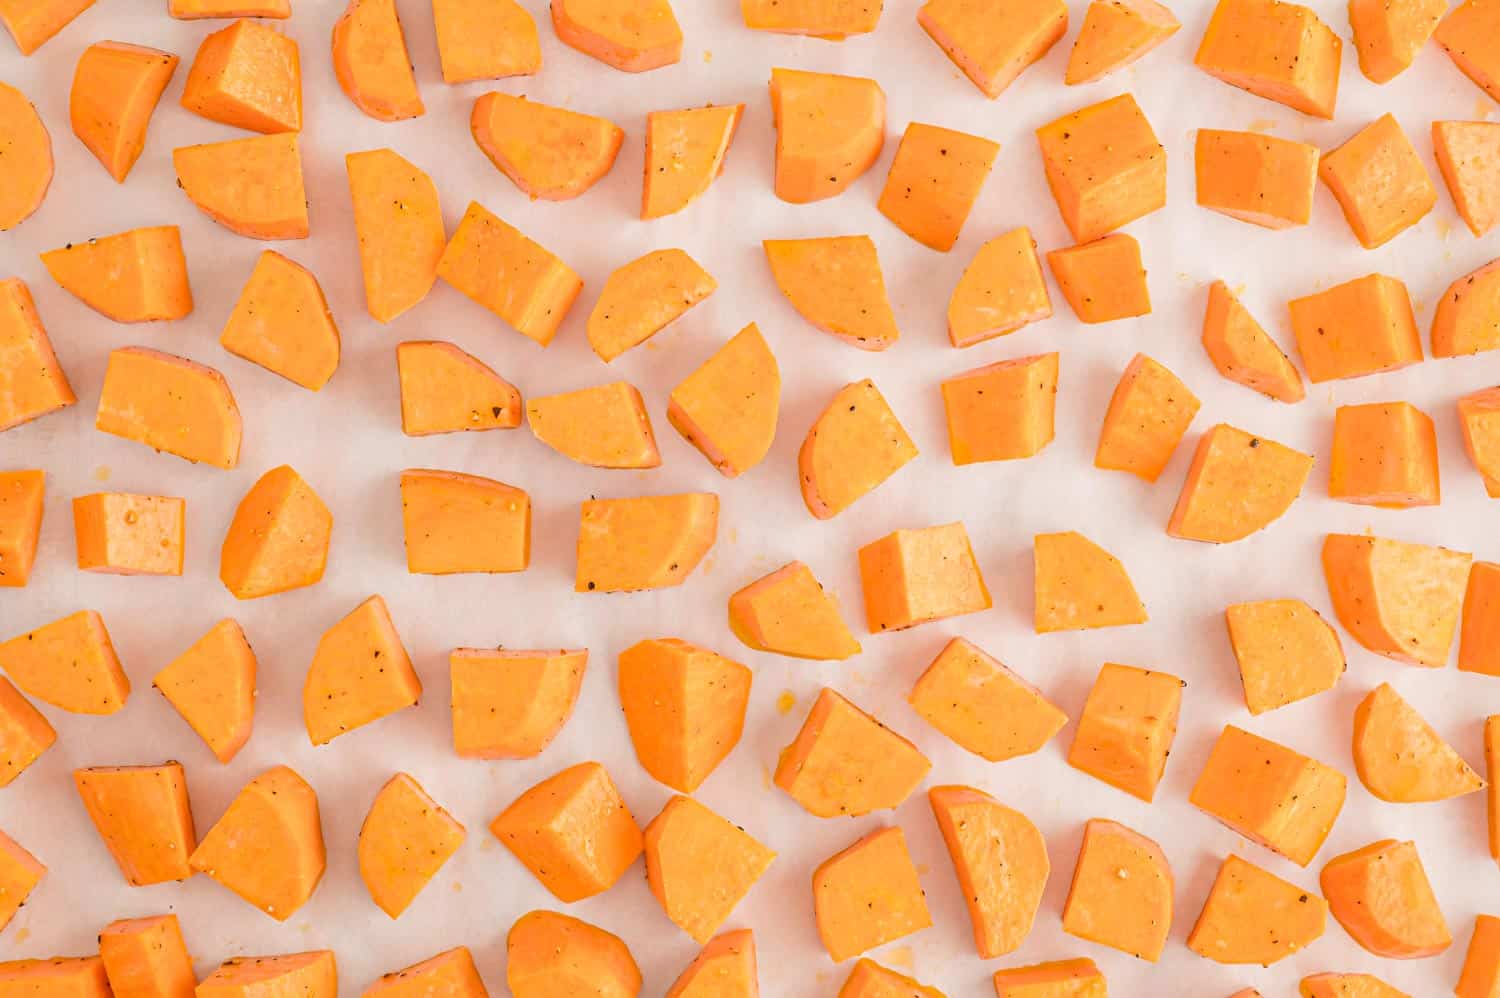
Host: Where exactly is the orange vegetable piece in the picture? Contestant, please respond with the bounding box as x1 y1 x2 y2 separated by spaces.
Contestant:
860 522 991 632
1067 662 1181 802
471 93 622 201
173 133 308 240
0 676 54 786
1194 0 1341 118
1460 386 1500 496
491 761 642 902
941 352 1059 465
197 953 336 998
587 249 716 362
0 280 74 433
814 827 931 962
1190 724 1346 866
910 638 1065 762
219 465 331 598
645 796 774 943
358 773 466 919
1061 818 1173 961
303 594 420 745
992 959 1105 997
764 236 898 350
768 68 884 203
0 0 94 54
1463 562 1500 675
400 469 529 575
917 0 1067 98
1490 716 1500 864
1036 94 1165 243
1329 402 1439 507
619 638 751 793
527 382 659 469
1226 599 1344 714
332 0 422 121
878 122 999 252
576 493 718 593
947 227 1051 348
188 765 325 920
0 85 49 232
669 323 779 478
800 379 918 518
1319 115 1435 249
1095 353 1199 480
0 829 44 932
552 0 681 72
0 609 128 714
1353 682 1484 802
742 0 879 37
41 226 192 322
507 911 640 998
0 959 109 998
396 341 519 435
1434 257 1500 357
73 493 184 576
643 104 743 219
97 348 240 468
438 201 583 346
450 648 586 759
1321 839 1451 958
1066 0 1180 84
930 785 1048 958
775 687 930 818
1202 280 1305 402
1167 423 1313 543
1349 0 1445 82
346 149 444 323
1048 234 1151 324
169 0 290 17
664 930 757 998
729 561 860 661
1187 854 1327 964
0 471 44 589
153 619 256 763
73 763 196 886
221 251 339 390
1435 0 1500 104
1433 120 1500 237
433 0 540 83
1289 273 1423 382
181 19 299 133
1195 129 1319 229
1322 533 1472 667
70 42 178 183
1033 530 1147 633
839 961 943 998
1460 914 1500 998
98 915 194 998
363 948 485 998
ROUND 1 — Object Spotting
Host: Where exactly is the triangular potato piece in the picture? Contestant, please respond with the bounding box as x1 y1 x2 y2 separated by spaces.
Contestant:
576 493 717 592
0 610 129 714
219 465 332 599
840 960 943 998
0 279 75 432
1202 281 1304 402
1354 682 1486 802
72 42 179 182
775 688 930 818
173 133 308 240
587 249 716 361
358 773 465 918
769 68 884 203
1433 257 1500 357
910 638 1066 762
472 92 622 201
1061 818 1173 962
1434 120 1500 238
1168 424 1312 543
221 251 339 390
439 201 582 346
400 470 530 574
527 381 659 469
764 236 898 350
1187 854 1326 965
450 648 587 759
153 618 256 763
0 82 51 231
668 323 779 477
96 348 241 469
930 785 1048 958
332 0 423 121
1034 531 1147 633
947 226 1051 347
643 104 743 219
728 560 860 661
799 379 917 519
41 226 192 322
664 930 756 998
644 796 774 942
1226 599 1345 714
346 149 445 323
302 595 420 745
1065 0 1180 85
396 340 519 435
1322 534 1472 667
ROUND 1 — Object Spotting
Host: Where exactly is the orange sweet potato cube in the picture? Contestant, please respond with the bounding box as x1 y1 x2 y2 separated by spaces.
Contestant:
619 638 751 794
449 648 586 759
812 826 932 962
1186 854 1327 966
1320 839 1451 958
993 959 1106 997
358 773 465 919
0 959 110 998
0 279 74 433
1323 533 1471 667
1202 281 1305 403
0 676 54 787
1434 257 1500 358
728 560 861 661
1065 0 1180 85
665 932 756 998
153 619 256 764
1459 914 1500 998
878 122 999 252
1036 95 1165 243
197 952 335 998
507 911 639 998
1329 402 1439 507
1194 0 1342 118
1459 386 1500 497
1319 114 1436 249
1226 599 1345 714
303 595 421 745
0 830 44 931
941 352 1058 465
1168 424 1313 543
1435 0 1500 105
946 227 1051 348
1349 0 1445 83
181 18 301 133
1288 273 1423 382
1095 353 1199 481
1034 531 1148 633
775 687 930 818
917 0 1068 99
364 948 486 998
1067 663 1182 802
74 763 197 886
1061 818 1173 961
73 493 185 576
99 915 195 998
644 795 774 943
1048 234 1151 323
0 609 130 714
1462 561 1500 677
0 470 45 588
220 465 331 599
1195 129 1319 229
1433 120 1500 237
909 638 1067 763
858 522 991 632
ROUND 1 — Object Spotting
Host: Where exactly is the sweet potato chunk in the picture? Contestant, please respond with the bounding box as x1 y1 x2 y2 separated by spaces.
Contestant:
1190 724 1346 866
153 619 256 763
74 763 195 886
1196 129 1319 229
220 465 331 598
1434 257 1500 357
181 19 299 133
1062 818 1173 962
1036 95 1164 243
99 915 194 998
73 493 184 576
358 773 465 919
729 561 860 661
0 959 109 998
527 382 658 469
347 149 444 323
71 42 178 182
769 68 884 203
507 911 640 998
776 687 929 818
1320 115 1435 249
1460 386 1500 497
942 352 1058 465
910 638 1065 762
97 348 240 468
1033 531 1147 633
587 249 716 361
0 677 54 786
1048 234 1151 324
620 638 750 793
1433 120 1500 237
1168 424 1313 543
1490 716 1500 864
1463 562 1500 676
0 471 44 590
1066 0 1179 84
1226 599 1344 714
0 830 43 932
645 796 774 943
332 0 422 121
173 133 308 240
1202 280 1304 402
1329 402 1438 507
1435 1 1500 105
170 0 289 16
878 122 999 252
0 281 74 433
861 522 990 632
1067 663 1181 802
433 0 539 83
1350 0 1445 82
1353 682 1484 802
1095 354 1199 480
450 648 586 759
643 104 742 219
669 324 779 477
664 931 756 998
364 948 485 998
993 959 1105 997
1459 914 1500 998
400 469 529 575
397 341 519 435
303 595 420 745
1322 533 1471 667
42 226 192 322
0 83 50 231
0 610 128 714
930 785 1048 958
765 236 898 350
1187 854 1326 964
947 227 1051 347
491 761 642 902
472 93 622 201
801 379 917 518
221 251 339 390
190 766 324 920
576 493 717 593
840 961 942 998
552 0 681 71
1195 0 1341 118
1289 273 1423 382
0 0 95 54
918 0 1067 98
198 953 335 998
1321 839 1451 958
743 0 879 37
813 827 932 962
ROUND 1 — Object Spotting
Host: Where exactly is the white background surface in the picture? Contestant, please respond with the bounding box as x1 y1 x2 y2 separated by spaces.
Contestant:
2 0 1499 995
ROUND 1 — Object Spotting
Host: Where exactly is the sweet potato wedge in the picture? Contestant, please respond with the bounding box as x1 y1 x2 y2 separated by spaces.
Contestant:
800 379 917 518
71 42 178 182
527 381 659 469
930 785 1048 958
1462 562 1500 676
1288 273 1423 382
99 915 195 998
1322 533 1471 667
221 251 339 391
1033 531 1147 633
947 227 1051 348
1459 386 1500 497
918 0 1067 98
181 19 299 133
813 827 932 962
0 471 45 590
472 93 622 201
396 341 520 435
400 469 531 575
1320 839 1451 958
1168 424 1313 543
153 618 256 763
769 68 884 203
1067 662 1182 802
1349 0 1445 82
644 795 774 943
1194 0 1341 118
1048 234 1151 323
0 609 129 714
1061 818 1173 962
73 492 184 576
742 0 880 37
942 353 1058 465
1433 257 1500 357
1433 120 1500 238
1435 0 1500 105
0 280 74 434
0 835 45 928
220 465 331 599
0 676 55 786
909 638 1066 762
0 959 109 998
450 648 586 759
363 948 485 998
507 911 640 998
993 959 1105 997
0 0 95 54
346 149 444 323
840 961 942 998
775 687 930 818
728 561 860 661
1036 94 1165 242
587 249 716 361
1319 114 1436 249
552 0 682 72
1329 402 1439 507
668 323 779 477
619 638 751 793
643 104 743 219
1353 682 1484 802
576 493 718 593
302 595 421 745
1187 854 1326 965
861 522 991 631
1195 129 1319 229
173 133 308 240
74 763 196 886
1066 0 1179 84
433 0 540 83
332 0 422 121
358 773 465 919
664 931 756 998
1226 599 1344 714
198 953 335 998
878 122 999 252
1202 281 1305 402
41 226 192 322
1095 354 1200 481
765 236 898 350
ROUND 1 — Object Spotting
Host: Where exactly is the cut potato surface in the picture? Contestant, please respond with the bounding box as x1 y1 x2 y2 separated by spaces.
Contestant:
220 465 331 599
728 560 860 661
0 610 128 714
947 227 1052 347
643 104 743 219
433 0 539 83
1322 533 1471 667
0 279 74 434
397 340 521 435
1320 839 1451 958
619 638 750 794
0 675 55 786
1033 531 1146 633
471 93 622 201
769 68 884 203
1168 424 1312 543
1226 599 1345 714
813 827 932 962
668 323 779 477
400 469 529 574
1202 280 1305 402
527 381 659 469
918 0 1067 98
930 785 1048 958
0 83 51 231
588 249 716 361
576 493 717 593
221 251 339 391
303 595 421 745
507 910 640 998
664 930 756 998
347 149 445 323
800 379 917 518
1353 682 1485 803
644 795 774 943
173 133 308 240
72 42 179 182
96 348 241 469
181 19 299 134
1187 854 1326 965
552 0 682 72
910 638 1066 762
861 522 990 631
1066 0 1179 85
776 687 929 818
0 471 46 590
765 236 898 350
743 0 880 37
333 0 422 121
358 773 465 919
41 226 192 322
450 648 586 759
153 619 256 763
1061 818 1173 962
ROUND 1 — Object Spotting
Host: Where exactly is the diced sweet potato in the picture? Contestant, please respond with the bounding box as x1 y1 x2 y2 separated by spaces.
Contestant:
576 493 718 593
1463 562 1500 675
363 948 485 998
450 648 586 759
878 122 999 252
587 249 716 361
198 953 335 998
74 764 195 886
729 561 860 661
947 227 1051 347
1460 386 1500 497
472 93 622 201
764 236 898 350
1435 1 1500 104
1194 0 1341 118
1289 273 1423 382
181 19 299 133
1459 915 1500 998
358 773 465 918
153 619 256 763
1202 281 1304 402
0 610 129 714
1353 682 1484 802
1061 818 1173 962
0 830 43 932
302 594 421 745
839 961 943 998
397 341 520 435
1433 120 1500 237
1187 854 1326 964
0 281 73 433
645 795 774 943
220 465 331 598
800 379 917 518
0 471 44 588
1329 402 1439 507
527 382 659 469
769 68 883 203
221 251 339 391
1321 839 1451 958
1168 424 1313 543
643 104 742 219
99 915 194 998
669 323 779 477
42 226 192 322
173 133 308 240
930 785 1048 958
860 522 991 632
620 638 750 793
1190 724 1346 866
917 0 1067 98
0 0 95 54
400 469 530 574
743 0 879 37
1349 0 1445 82
1066 0 1179 84
1322 533 1471 667
170 0 289 17
1196 129 1319 229
1067 662 1181 802
776 687 930 818
664 931 756 998
942 353 1058 465
0 83 50 231
1036 95 1164 243
332 0 422 121
0 959 110 998
1048 234 1151 323
1095 353 1199 481
346 149 444 323
490 761 642 902
1319 115 1435 249
1033 531 1147 633
1490 716 1500 864
71 42 178 182
73 493 184 576
433 0 539 83
0 677 54 786
1434 257 1500 357
97 348 240 468
552 0 681 72
993 959 1105 997
910 638 1065 762
1226 600 1344 714
507 911 640 998
188 766 324 920
813 827 932 962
